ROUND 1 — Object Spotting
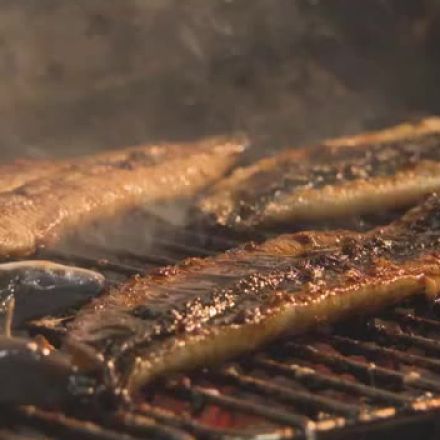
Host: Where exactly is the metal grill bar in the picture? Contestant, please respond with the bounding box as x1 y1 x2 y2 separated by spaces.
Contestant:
38 250 144 277
6 407 141 440
75 242 181 267
101 411 195 440
286 342 440 393
152 238 217 257
215 367 360 418
172 228 241 249
0 429 54 440
371 319 440 354
329 335 440 373
135 403 282 440
169 382 312 433
253 356 411 406
5 225 440 439
392 308 440 331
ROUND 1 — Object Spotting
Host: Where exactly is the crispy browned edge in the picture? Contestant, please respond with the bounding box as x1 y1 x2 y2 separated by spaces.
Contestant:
199 117 440 227
0 159 65 193
0 135 247 258
69 215 440 392
0 132 248 194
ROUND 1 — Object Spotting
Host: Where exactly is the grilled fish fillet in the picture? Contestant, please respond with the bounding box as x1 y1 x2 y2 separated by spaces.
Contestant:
68 194 440 395
199 117 440 229
0 136 245 258
0 159 65 193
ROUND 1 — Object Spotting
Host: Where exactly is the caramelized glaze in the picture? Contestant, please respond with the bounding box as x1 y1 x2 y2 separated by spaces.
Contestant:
70 195 440 395
199 117 440 228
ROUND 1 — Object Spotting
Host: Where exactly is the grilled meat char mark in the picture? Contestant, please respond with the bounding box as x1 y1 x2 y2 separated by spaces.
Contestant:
0 136 245 258
199 117 440 229
69 194 440 395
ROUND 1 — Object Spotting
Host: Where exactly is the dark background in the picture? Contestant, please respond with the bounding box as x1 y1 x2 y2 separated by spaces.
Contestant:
0 0 439 162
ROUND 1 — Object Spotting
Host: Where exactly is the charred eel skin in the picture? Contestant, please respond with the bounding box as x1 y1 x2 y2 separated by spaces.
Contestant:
69 194 440 397
199 117 440 229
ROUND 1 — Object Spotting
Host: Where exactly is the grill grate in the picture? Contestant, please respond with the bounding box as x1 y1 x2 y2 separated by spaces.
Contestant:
4 223 440 439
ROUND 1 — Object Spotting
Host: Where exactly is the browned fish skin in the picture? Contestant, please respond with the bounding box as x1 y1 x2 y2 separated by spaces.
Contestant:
69 194 440 395
199 117 440 229
0 159 65 193
0 136 245 257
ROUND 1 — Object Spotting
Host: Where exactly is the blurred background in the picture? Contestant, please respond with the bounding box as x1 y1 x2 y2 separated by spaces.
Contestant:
0 0 439 162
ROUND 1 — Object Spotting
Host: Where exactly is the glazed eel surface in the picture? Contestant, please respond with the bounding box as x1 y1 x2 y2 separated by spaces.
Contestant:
69 194 440 396
0 136 245 258
199 117 440 229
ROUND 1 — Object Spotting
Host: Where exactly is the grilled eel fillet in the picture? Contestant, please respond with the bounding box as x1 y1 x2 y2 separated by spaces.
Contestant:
0 159 65 193
199 117 440 229
69 194 440 395
0 136 245 257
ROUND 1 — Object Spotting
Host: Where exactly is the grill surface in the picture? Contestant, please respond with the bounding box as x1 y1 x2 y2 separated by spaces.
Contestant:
3 219 440 440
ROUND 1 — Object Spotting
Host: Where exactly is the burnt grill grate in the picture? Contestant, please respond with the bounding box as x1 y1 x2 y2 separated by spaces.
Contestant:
3 223 440 439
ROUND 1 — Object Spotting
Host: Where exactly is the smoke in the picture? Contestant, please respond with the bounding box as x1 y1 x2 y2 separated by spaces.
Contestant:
0 0 437 257
0 1 438 162
53 199 203 265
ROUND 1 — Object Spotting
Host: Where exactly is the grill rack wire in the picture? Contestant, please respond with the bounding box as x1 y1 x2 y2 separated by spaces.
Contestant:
3 223 440 440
